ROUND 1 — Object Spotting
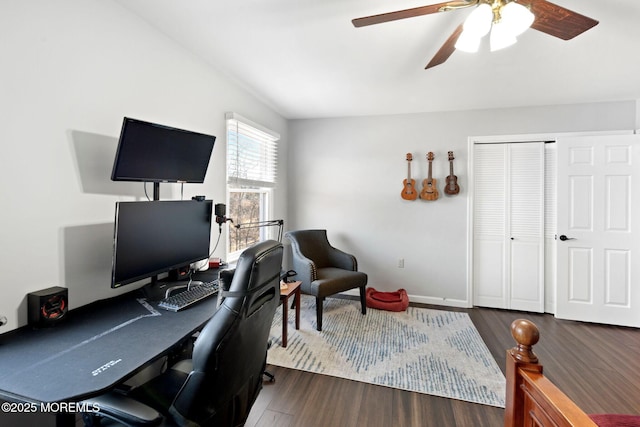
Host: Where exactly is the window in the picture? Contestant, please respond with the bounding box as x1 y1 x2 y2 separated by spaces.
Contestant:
225 113 279 259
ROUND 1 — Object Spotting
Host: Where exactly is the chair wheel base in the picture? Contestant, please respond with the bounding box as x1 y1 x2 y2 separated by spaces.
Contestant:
263 371 275 382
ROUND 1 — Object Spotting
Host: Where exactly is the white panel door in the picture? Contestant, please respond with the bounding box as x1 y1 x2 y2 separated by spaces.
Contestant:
556 134 640 327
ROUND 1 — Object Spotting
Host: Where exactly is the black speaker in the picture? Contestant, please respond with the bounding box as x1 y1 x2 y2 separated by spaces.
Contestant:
168 265 191 281
28 286 68 328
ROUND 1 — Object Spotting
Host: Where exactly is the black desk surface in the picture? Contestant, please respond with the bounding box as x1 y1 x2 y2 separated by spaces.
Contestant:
0 287 218 404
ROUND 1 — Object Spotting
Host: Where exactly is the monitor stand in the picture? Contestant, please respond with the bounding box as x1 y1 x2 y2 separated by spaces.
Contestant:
141 277 205 301
141 278 171 301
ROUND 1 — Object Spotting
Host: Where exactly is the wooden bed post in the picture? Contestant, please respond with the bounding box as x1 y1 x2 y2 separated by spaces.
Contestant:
504 319 621 426
504 319 542 427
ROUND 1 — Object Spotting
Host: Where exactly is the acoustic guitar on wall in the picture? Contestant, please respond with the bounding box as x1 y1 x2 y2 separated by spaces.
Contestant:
444 151 460 195
401 153 418 201
420 152 439 201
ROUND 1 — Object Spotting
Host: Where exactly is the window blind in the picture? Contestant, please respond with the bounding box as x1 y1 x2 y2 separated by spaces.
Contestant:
226 112 279 188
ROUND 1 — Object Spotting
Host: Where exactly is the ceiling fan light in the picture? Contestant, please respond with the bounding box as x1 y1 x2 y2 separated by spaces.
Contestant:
463 3 492 37
501 2 534 37
455 30 481 53
490 21 517 51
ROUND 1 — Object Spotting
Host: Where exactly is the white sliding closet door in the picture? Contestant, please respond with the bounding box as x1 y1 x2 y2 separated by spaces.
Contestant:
473 142 545 312
473 144 507 309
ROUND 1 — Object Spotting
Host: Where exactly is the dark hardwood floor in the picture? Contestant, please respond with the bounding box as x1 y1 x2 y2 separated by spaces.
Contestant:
246 303 640 427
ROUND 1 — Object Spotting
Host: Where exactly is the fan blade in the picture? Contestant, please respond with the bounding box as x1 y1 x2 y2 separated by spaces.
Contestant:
425 24 464 69
517 0 598 40
352 1 467 28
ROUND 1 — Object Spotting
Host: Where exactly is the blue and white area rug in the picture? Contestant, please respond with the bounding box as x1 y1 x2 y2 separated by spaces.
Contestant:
268 296 506 408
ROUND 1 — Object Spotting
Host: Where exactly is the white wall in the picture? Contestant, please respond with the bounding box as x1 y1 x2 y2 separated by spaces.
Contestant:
0 0 287 331
287 101 637 306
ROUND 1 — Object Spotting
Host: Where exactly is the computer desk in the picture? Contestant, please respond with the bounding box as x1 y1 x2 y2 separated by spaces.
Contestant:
0 273 219 426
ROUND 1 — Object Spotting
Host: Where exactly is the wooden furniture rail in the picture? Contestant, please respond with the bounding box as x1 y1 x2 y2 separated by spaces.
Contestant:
504 319 599 427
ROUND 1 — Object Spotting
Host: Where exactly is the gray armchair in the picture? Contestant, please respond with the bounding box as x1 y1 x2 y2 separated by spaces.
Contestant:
285 229 367 331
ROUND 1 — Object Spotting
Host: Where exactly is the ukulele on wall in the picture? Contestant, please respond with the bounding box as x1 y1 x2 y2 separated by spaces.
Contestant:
401 153 418 200
444 151 460 195
420 152 439 201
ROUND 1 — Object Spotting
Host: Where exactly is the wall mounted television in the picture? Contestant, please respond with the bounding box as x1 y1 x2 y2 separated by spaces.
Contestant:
111 117 216 183
111 200 213 289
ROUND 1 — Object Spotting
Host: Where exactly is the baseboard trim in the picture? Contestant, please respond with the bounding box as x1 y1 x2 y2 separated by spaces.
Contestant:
407 295 469 308
339 289 470 309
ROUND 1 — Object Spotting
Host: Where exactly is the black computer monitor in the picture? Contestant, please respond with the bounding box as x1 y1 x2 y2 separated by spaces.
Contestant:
111 200 213 289
111 117 216 183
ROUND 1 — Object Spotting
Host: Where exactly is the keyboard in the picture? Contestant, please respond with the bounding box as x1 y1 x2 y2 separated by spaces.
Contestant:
158 280 219 312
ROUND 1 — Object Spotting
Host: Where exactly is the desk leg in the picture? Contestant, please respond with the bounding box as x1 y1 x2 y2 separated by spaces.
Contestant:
282 296 289 348
294 289 301 330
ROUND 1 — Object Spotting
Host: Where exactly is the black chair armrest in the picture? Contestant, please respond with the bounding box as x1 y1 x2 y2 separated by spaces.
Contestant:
82 392 162 426
217 268 236 307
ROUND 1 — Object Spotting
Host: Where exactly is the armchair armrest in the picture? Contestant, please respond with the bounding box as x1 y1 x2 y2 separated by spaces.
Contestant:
327 246 358 271
82 392 162 426
289 245 316 285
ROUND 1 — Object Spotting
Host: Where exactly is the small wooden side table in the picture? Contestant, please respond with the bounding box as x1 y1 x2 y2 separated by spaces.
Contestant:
279 280 302 347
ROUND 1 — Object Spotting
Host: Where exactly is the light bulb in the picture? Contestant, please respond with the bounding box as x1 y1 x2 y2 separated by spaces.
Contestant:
455 30 481 53
463 3 493 37
490 20 517 51
501 2 534 37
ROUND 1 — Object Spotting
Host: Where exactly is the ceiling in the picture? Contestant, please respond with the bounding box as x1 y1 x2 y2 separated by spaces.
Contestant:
115 0 640 120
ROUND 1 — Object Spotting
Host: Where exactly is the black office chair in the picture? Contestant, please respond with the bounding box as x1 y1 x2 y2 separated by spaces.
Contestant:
83 240 283 427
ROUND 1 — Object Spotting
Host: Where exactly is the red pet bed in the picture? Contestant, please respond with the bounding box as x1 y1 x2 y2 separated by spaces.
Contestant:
366 287 409 312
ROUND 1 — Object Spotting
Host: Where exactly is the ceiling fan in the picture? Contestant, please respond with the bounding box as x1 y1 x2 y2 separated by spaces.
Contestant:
352 0 598 69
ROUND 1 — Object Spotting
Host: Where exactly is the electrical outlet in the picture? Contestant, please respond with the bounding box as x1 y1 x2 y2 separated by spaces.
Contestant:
0 316 7 327
398 258 404 268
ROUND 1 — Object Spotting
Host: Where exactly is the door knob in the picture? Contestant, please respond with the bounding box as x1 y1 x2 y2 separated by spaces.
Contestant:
558 235 574 241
